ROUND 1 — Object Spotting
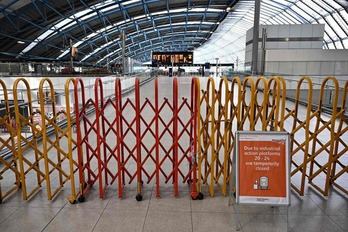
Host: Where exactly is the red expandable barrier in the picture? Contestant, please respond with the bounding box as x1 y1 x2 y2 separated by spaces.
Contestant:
73 78 102 202
95 79 123 199
114 78 140 199
112 77 199 200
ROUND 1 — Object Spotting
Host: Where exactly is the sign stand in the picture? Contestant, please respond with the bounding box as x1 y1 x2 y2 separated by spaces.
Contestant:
229 131 291 231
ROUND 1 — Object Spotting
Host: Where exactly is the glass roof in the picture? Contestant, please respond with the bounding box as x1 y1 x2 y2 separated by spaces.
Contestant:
194 0 348 70
0 0 347 66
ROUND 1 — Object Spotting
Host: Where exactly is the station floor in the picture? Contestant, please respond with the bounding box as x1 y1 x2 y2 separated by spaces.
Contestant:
0 76 347 232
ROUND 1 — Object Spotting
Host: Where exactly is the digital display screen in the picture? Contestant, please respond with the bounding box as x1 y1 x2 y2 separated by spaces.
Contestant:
152 52 193 66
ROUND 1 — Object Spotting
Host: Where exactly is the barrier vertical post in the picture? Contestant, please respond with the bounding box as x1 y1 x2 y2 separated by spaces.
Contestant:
73 78 100 202
39 78 64 200
13 78 46 200
94 78 105 198
308 77 339 196
0 80 20 203
115 78 124 198
254 77 268 131
189 77 201 199
240 77 256 130
155 78 160 197
64 78 79 203
135 78 143 201
173 77 179 197
266 77 281 131
285 76 312 195
330 80 348 194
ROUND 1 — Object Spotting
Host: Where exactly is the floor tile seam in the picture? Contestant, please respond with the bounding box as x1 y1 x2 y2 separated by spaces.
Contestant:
91 190 115 232
328 215 346 232
0 205 23 225
304 193 330 215
40 201 68 232
190 196 194 232
277 206 294 232
190 210 236 214
279 211 328 216
146 208 194 213
141 189 152 232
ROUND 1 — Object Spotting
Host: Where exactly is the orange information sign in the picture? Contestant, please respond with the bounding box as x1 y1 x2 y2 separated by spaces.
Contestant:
236 131 290 206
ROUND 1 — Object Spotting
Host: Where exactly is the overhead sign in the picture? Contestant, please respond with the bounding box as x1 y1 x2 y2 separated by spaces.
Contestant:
152 51 193 66
236 131 290 206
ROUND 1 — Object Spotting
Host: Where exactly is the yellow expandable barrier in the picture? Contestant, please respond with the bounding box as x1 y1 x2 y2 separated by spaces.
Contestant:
254 76 268 131
198 77 216 196
308 77 339 196
225 77 242 188
64 78 79 203
276 76 287 131
213 78 229 196
0 80 20 203
38 78 78 202
264 77 283 131
330 80 348 194
13 78 46 200
240 77 256 130
282 76 313 196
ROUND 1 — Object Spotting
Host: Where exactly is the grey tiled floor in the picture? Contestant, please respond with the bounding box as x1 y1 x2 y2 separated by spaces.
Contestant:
0 183 347 232
0 76 347 232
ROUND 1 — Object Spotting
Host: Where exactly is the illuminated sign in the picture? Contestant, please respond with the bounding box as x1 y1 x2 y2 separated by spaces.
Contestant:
152 52 193 66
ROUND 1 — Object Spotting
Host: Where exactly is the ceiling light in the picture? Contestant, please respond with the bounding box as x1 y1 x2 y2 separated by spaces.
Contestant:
17 41 25 44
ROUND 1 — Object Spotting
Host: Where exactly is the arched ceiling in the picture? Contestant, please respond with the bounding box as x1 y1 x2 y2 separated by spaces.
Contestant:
0 0 238 66
0 0 347 67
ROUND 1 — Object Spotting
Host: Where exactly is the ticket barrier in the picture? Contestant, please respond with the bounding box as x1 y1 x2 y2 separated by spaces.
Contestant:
0 80 20 203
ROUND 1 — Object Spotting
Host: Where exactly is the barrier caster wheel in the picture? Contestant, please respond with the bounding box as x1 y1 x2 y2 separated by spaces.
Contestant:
0 198 2 204
68 196 77 204
197 192 204 200
187 180 191 185
69 199 77 204
135 194 143 202
191 192 198 200
233 192 236 198
78 195 86 203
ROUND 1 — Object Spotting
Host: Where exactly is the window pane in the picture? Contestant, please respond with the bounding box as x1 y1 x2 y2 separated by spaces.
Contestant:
302 0 327 15
285 9 304 23
326 15 346 38
290 5 314 22
343 38 348 48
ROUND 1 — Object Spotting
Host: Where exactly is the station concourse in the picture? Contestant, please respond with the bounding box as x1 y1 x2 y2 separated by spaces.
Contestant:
0 1 348 232
0 75 347 232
